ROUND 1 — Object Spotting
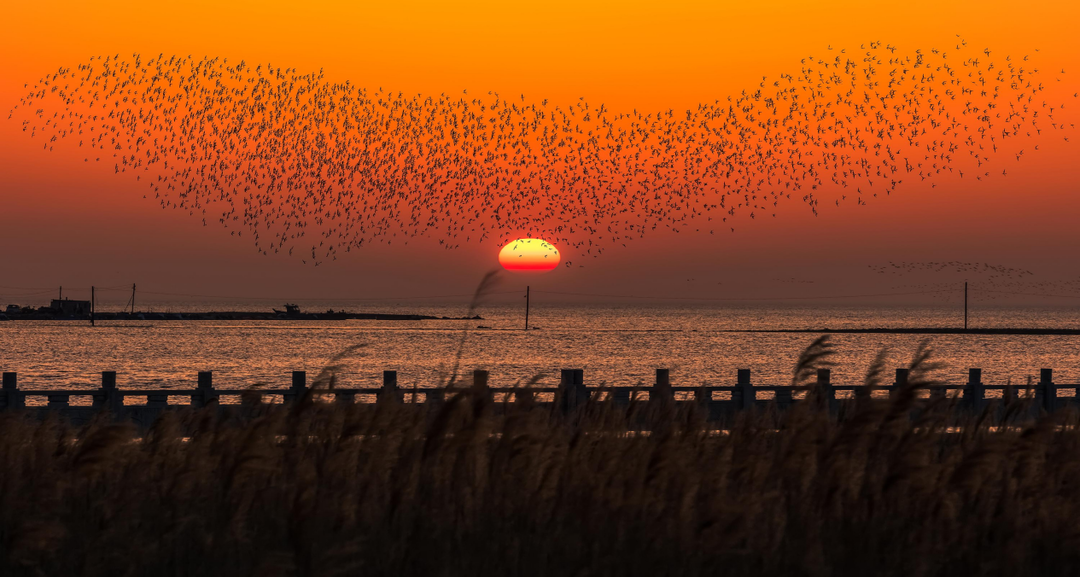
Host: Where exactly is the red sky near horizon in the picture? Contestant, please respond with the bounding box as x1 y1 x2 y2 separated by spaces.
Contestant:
1 0 1078 307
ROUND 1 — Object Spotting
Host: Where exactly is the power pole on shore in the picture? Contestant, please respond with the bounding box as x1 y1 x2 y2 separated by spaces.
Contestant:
131 284 136 314
91 286 95 327
964 281 968 330
525 285 530 331
59 286 62 301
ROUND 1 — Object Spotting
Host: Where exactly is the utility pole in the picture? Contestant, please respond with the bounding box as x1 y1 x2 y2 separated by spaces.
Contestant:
91 285 95 327
964 281 968 330
59 286 62 301
131 283 136 314
524 285 530 331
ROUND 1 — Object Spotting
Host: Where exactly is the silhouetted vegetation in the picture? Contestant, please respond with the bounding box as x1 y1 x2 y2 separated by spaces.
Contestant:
2 338 1080 576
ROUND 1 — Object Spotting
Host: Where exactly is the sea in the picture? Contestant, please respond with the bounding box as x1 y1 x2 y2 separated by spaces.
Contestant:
2 302 1079 395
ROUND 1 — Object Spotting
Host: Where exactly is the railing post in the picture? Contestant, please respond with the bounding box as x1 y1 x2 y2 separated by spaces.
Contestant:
559 369 586 413
281 370 306 405
737 369 753 410
2 372 22 410
1039 369 1055 412
559 369 572 413
92 373 105 409
101 371 120 414
896 368 921 400
654 368 673 405
472 369 492 403
378 370 399 405
817 369 834 411
966 368 983 410
197 371 217 407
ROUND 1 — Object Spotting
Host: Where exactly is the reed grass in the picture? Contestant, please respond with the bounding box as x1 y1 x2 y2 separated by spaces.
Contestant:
1 338 1080 577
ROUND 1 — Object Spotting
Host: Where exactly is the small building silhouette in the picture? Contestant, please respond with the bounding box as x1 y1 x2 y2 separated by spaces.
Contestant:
51 299 91 315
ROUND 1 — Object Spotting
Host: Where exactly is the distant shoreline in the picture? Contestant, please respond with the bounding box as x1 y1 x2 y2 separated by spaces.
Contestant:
0 312 483 322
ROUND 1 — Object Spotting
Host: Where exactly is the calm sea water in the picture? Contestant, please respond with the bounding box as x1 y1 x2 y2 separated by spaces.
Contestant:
1 303 1079 392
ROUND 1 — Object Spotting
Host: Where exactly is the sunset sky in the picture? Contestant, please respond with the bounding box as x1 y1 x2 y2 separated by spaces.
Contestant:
1 0 1077 308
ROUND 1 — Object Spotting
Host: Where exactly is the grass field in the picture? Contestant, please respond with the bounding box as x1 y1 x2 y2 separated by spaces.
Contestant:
2 337 1080 576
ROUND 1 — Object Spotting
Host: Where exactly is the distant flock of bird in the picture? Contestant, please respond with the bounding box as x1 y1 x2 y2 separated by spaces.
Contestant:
868 261 1080 301
8 37 1074 265
869 261 1035 280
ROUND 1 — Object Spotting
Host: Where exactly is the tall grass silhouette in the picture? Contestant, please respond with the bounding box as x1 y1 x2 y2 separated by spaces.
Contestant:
2 334 1080 576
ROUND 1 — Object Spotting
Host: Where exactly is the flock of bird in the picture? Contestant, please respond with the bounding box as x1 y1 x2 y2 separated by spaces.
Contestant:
8 38 1075 265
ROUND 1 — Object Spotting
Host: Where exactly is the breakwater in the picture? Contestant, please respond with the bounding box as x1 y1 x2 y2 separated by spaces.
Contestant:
2 311 483 321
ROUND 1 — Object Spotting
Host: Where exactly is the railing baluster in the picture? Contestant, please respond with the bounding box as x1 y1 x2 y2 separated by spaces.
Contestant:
775 382 793 406
515 388 535 405
47 393 70 409
147 392 168 409
695 385 711 409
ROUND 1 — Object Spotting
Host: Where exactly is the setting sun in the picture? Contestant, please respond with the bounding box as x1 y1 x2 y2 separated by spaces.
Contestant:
498 238 560 272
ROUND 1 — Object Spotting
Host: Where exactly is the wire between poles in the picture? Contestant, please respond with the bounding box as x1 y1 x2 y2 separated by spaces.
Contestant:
530 288 957 302
134 289 524 301
972 288 1080 300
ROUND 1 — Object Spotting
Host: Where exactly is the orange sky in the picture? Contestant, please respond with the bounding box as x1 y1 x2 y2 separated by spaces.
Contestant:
1 0 1078 306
